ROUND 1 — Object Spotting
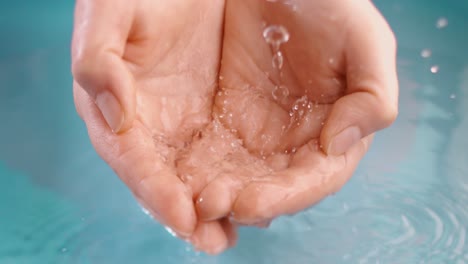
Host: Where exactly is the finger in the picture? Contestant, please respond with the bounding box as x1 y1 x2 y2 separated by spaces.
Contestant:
321 2 398 155
74 85 196 237
196 173 246 221
221 218 239 248
190 221 229 255
195 151 272 221
232 136 372 225
71 0 136 133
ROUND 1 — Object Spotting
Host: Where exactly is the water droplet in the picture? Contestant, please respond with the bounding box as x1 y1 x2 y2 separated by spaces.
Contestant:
272 51 284 69
219 75 224 80
328 57 335 65
263 25 290 49
272 85 290 101
291 147 297 153
421 49 432 58
197 197 204 204
436 17 448 29
140 206 153 219
165 226 178 237
431 65 439 73
217 91 223 96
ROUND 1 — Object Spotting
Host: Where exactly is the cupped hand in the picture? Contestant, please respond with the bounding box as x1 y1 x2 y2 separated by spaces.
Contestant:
71 0 234 254
182 0 398 239
71 0 398 256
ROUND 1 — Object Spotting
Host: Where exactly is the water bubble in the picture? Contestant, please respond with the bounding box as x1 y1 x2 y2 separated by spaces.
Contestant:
421 49 432 58
272 85 290 101
436 17 448 29
263 25 290 49
219 75 224 80
431 65 439 74
61 247 68 253
450 94 456 99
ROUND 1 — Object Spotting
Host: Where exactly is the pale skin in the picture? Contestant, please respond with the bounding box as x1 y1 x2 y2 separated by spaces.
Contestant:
72 0 398 255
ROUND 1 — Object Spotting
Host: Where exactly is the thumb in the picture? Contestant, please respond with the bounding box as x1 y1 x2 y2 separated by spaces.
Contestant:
71 0 136 133
321 3 398 155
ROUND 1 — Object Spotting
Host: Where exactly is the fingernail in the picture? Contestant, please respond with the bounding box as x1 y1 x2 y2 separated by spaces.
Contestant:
255 220 272 228
95 91 124 133
327 126 361 155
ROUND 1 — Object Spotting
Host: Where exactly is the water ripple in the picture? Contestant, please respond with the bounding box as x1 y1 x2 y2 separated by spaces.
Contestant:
280 177 468 263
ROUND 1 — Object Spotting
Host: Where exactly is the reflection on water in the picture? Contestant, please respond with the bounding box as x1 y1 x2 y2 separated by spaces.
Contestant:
1 0 468 263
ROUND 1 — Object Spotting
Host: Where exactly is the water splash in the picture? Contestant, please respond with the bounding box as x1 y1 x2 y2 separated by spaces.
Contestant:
288 95 314 128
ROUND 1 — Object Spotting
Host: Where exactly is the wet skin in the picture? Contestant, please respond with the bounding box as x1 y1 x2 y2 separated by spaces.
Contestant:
72 0 398 254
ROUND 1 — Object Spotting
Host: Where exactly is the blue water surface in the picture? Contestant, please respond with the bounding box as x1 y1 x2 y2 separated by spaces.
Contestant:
0 0 467 263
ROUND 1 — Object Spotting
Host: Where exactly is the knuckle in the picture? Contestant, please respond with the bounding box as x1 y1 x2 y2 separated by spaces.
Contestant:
71 47 103 94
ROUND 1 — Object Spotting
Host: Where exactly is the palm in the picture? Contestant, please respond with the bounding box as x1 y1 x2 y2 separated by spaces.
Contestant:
180 1 366 225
